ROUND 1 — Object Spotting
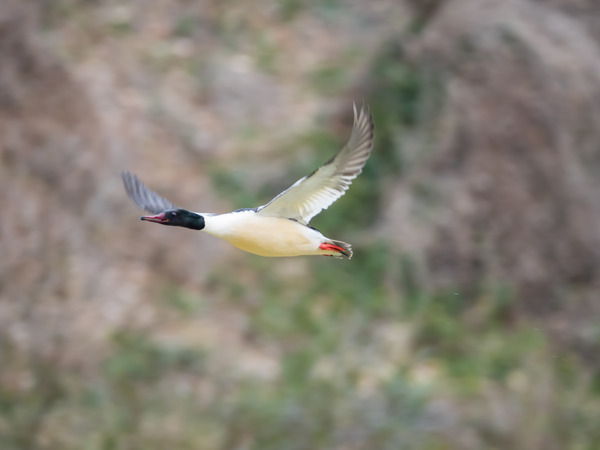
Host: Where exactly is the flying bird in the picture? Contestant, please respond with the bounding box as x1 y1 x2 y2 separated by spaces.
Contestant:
122 103 374 259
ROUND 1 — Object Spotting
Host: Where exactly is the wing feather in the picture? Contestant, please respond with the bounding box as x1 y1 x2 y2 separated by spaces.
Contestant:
122 171 177 214
256 103 374 224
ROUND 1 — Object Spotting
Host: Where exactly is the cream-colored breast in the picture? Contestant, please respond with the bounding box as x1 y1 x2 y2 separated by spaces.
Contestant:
202 211 323 257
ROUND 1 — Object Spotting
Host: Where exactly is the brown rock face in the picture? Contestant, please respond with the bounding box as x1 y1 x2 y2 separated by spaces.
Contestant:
377 0 600 311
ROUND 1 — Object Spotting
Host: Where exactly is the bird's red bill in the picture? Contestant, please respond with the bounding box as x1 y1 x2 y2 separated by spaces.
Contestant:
141 212 167 223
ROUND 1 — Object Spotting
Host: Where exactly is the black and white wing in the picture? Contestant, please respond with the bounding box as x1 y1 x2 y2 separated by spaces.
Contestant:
256 103 374 225
122 171 177 214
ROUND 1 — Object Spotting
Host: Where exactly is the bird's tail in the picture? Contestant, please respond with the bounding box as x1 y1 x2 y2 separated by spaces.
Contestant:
320 240 353 259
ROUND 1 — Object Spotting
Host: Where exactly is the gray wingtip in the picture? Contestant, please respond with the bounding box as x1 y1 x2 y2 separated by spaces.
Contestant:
121 170 178 214
352 102 374 130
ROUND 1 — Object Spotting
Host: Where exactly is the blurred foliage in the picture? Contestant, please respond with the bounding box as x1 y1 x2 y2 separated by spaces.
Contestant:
3 244 600 448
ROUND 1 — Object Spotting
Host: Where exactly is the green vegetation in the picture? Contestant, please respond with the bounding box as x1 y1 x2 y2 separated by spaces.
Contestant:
3 247 600 449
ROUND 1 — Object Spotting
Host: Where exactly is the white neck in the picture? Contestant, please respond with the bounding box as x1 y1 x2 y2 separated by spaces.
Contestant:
201 210 256 238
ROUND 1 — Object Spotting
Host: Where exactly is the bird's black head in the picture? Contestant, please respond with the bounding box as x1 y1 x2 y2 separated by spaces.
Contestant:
141 209 205 230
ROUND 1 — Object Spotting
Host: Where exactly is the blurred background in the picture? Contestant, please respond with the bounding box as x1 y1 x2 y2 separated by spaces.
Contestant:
2 0 600 448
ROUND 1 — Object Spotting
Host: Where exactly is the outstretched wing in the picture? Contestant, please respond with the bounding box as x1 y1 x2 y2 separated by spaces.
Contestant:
256 103 374 225
122 171 177 214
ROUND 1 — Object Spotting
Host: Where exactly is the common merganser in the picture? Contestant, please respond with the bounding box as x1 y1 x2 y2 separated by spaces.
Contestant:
122 103 374 259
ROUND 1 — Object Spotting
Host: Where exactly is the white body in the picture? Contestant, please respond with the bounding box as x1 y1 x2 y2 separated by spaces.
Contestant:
203 210 337 257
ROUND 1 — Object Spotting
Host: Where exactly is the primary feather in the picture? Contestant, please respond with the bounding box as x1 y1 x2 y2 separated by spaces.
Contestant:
256 103 374 225
122 171 177 214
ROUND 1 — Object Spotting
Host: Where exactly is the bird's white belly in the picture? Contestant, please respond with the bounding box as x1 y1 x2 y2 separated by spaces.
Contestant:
203 212 323 257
